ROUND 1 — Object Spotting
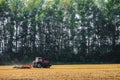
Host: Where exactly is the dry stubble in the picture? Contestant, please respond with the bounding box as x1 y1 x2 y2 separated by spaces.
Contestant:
0 64 120 80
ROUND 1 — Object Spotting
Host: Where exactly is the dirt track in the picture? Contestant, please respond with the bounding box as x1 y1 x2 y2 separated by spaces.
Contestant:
0 64 120 80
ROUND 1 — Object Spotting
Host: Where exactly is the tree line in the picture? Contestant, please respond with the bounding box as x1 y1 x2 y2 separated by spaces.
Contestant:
0 0 120 64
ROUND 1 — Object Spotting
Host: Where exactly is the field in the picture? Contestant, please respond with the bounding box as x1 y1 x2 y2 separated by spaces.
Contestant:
0 64 120 80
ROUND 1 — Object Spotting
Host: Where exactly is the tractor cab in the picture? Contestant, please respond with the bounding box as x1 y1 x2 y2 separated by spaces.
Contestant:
35 57 43 62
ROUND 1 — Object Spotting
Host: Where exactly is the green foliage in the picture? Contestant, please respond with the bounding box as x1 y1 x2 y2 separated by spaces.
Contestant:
0 0 6 10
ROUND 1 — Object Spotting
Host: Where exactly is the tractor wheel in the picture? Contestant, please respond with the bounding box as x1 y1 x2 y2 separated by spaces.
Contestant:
44 66 50 68
37 63 42 68
46 66 50 68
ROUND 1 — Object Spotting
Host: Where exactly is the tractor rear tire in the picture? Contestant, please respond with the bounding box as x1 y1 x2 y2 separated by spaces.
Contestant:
46 66 50 68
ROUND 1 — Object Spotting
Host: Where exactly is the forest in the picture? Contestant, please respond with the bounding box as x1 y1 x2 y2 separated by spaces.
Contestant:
0 0 120 64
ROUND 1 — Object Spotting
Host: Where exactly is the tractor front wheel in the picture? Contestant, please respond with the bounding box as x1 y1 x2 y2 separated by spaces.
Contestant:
37 63 42 68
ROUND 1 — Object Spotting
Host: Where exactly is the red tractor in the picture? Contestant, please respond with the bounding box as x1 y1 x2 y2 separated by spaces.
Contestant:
32 57 51 68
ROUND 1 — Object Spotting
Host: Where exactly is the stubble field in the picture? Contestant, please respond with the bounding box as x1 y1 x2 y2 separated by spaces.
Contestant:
0 64 120 80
